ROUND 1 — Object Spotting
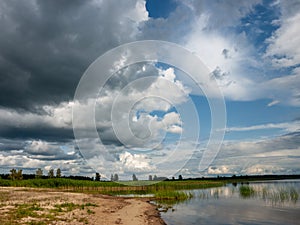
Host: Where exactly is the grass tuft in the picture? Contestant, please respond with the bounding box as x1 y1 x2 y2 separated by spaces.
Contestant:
239 185 255 198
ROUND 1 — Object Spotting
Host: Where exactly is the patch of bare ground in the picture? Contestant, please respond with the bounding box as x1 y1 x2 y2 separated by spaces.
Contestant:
0 187 165 225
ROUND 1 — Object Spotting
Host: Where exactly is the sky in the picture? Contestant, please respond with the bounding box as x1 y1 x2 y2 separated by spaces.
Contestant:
0 0 299 179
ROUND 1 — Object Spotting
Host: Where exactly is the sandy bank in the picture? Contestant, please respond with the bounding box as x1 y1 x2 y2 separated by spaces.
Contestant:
0 187 166 225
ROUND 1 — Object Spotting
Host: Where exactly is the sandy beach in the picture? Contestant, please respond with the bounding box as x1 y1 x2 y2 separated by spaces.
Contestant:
0 187 166 225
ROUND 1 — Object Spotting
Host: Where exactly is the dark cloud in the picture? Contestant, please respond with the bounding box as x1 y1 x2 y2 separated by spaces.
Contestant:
0 138 26 151
0 0 298 177
26 152 79 161
0 0 143 111
0 126 74 143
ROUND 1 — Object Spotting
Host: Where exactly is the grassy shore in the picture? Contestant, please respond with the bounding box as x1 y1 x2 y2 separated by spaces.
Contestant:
0 178 224 200
1 175 299 200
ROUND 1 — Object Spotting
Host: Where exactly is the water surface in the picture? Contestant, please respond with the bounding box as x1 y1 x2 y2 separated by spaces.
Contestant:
159 180 300 225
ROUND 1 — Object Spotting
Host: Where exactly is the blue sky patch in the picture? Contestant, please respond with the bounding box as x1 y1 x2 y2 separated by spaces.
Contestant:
237 0 281 53
146 0 178 18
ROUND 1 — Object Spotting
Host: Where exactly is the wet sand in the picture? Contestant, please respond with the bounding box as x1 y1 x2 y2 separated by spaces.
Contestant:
0 187 166 225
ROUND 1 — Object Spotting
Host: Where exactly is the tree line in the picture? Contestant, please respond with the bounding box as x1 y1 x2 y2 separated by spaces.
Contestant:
4 168 62 180
1 168 184 182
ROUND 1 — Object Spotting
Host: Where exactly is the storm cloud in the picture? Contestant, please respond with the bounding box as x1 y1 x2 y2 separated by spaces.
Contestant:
0 0 299 177
0 0 147 111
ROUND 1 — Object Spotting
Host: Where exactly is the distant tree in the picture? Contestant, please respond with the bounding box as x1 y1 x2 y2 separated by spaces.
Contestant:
111 174 114 181
149 175 152 181
9 169 22 180
95 172 101 181
48 169 54 178
178 175 183 180
36 168 43 178
56 168 61 178
16 169 23 180
132 174 138 181
114 174 119 181
9 168 17 180
172 177 175 180
153 175 157 181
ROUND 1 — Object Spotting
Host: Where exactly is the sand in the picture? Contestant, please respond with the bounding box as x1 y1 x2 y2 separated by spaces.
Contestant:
0 187 166 225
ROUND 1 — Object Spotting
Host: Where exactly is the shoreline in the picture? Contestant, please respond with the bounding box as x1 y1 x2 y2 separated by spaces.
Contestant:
0 187 166 225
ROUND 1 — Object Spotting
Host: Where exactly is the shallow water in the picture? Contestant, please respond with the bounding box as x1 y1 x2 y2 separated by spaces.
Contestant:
159 180 300 225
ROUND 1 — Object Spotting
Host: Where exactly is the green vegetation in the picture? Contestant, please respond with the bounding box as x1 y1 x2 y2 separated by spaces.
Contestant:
154 190 193 201
2 174 299 203
0 178 224 196
14 203 42 219
53 202 78 212
239 185 256 198
0 201 98 225
51 202 98 213
262 187 299 204
153 190 193 211
86 208 95 215
289 187 299 202
8 169 23 180
0 178 225 211
239 185 299 204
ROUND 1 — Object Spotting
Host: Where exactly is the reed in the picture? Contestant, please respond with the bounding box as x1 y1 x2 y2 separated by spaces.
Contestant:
0 178 224 195
154 190 193 200
239 185 255 198
239 185 299 204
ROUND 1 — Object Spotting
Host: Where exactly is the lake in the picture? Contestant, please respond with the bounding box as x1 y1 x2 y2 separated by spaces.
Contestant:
157 179 300 225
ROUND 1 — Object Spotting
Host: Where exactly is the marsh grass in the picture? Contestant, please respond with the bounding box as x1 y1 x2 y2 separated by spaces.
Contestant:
0 178 221 186
153 190 193 212
0 178 224 197
154 190 193 200
105 180 223 196
289 187 299 202
239 185 256 198
263 187 299 204
239 185 299 205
